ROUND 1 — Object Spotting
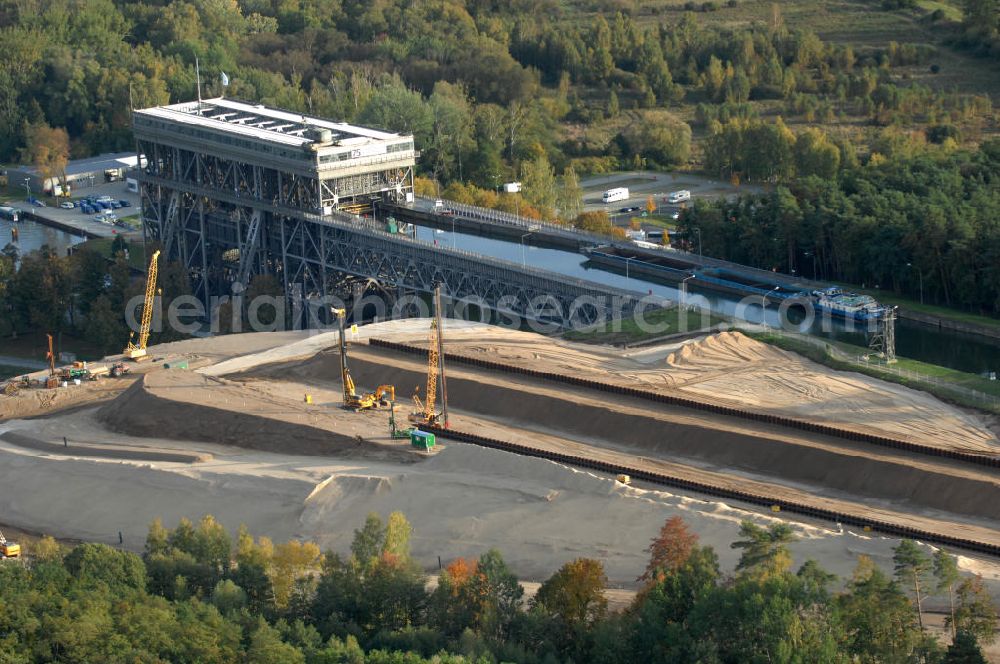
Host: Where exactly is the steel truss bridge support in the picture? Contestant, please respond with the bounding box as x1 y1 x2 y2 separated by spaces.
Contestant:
139 171 647 328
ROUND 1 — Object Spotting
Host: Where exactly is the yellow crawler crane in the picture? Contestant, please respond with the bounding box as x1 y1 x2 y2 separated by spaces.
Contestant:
124 250 160 361
410 285 449 427
331 307 393 412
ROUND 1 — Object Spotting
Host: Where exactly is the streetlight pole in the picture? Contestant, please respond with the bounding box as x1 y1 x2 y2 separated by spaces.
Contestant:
681 274 695 310
520 232 532 267
761 285 780 329
23 178 33 215
694 227 702 261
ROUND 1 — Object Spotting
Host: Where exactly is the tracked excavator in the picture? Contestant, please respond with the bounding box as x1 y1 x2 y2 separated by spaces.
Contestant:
0 530 20 559
331 308 394 412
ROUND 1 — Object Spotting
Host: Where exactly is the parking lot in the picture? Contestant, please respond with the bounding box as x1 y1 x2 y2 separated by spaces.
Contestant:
16 181 141 240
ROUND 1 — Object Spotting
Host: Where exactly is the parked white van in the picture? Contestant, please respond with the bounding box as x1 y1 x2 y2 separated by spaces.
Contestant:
602 187 629 204
667 190 691 204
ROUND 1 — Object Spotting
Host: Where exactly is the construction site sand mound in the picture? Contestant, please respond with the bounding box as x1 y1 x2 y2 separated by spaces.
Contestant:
252 347 1000 523
379 325 996 453
97 369 395 457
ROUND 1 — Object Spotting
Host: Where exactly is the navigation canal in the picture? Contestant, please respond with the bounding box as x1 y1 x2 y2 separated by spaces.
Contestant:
1 218 86 258
411 224 1000 376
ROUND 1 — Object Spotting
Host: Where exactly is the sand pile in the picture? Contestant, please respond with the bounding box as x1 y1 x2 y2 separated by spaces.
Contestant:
243 346 1000 522
97 370 383 457
381 325 996 453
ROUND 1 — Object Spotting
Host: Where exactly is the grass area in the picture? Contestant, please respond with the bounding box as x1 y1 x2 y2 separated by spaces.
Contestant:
74 237 148 271
637 214 678 232
0 331 107 363
746 329 1000 413
852 287 1000 331
563 305 726 345
915 0 962 21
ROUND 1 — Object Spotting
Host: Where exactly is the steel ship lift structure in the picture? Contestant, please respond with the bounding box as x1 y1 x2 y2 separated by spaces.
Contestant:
133 99 638 328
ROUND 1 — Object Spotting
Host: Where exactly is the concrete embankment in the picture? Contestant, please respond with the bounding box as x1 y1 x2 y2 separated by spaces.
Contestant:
899 307 1000 342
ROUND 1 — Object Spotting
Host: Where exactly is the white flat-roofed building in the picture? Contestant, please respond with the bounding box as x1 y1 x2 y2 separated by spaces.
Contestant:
132 98 416 306
133 98 415 212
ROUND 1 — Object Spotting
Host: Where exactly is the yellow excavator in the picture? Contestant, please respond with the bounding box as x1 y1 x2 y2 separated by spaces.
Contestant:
331 308 394 412
0 530 21 559
410 285 449 428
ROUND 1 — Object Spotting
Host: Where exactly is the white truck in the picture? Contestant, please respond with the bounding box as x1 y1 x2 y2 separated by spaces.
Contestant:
602 187 629 204
667 190 691 204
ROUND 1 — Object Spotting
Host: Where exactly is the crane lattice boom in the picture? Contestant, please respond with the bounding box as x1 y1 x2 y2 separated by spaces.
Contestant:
125 250 160 359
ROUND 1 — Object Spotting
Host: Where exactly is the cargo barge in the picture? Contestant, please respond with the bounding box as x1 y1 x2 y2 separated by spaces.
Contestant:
582 245 807 303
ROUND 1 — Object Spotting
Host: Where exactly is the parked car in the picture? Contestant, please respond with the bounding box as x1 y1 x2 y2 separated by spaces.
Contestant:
95 195 113 203
110 201 121 209
80 204 93 214
118 199 131 207
619 205 640 213
59 201 75 209
114 220 129 228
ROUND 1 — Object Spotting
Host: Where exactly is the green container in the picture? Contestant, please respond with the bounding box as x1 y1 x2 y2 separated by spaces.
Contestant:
163 361 189 369
410 430 435 450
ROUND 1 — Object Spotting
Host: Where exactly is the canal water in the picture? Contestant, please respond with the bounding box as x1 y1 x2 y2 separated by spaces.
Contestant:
0 218 87 258
414 225 1000 376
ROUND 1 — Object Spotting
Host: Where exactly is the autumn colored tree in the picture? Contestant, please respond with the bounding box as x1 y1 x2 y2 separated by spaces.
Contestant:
639 515 699 584
464 549 523 642
951 575 999 644
429 557 479 637
20 121 69 194
533 558 608 629
270 540 322 610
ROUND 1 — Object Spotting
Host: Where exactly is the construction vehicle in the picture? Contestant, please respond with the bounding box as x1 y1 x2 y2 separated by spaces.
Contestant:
389 402 413 439
109 362 131 378
86 364 110 380
331 307 394 412
0 530 20 559
410 285 449 428
58 366 88 381
124 249 160 361
44 334 59 389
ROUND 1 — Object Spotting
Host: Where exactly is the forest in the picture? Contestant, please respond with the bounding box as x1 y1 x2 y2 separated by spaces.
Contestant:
0 511 997 663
